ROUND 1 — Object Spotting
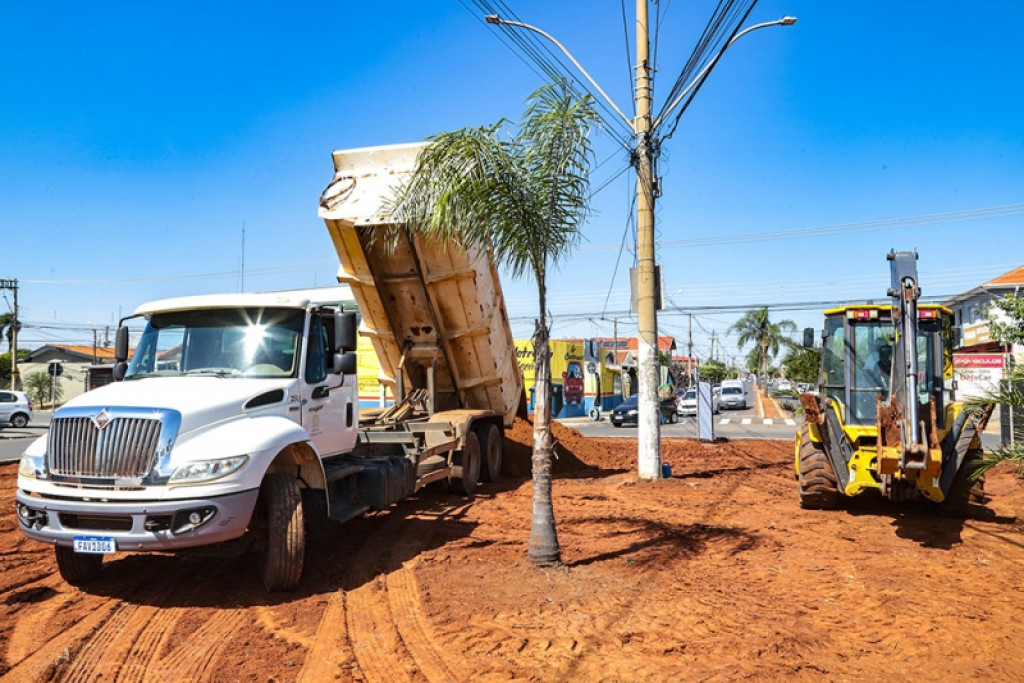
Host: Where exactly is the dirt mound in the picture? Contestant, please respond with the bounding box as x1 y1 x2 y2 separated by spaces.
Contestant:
503 416 625 477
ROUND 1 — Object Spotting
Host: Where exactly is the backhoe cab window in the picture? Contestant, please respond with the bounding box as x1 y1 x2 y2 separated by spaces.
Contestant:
125 308 304 379
848 323 894 423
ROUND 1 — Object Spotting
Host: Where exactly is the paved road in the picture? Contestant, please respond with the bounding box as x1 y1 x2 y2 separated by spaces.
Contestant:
0 411 51 463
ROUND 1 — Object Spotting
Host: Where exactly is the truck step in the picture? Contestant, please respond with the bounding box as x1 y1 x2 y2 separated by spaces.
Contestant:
324 461 365 484
328 500 371 524
416 454 448 478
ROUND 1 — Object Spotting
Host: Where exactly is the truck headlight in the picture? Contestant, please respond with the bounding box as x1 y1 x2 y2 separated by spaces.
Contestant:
18 455 44 480
169 455 248 484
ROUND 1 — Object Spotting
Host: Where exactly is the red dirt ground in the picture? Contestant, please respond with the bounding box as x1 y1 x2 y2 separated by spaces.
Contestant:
2 419 1023 681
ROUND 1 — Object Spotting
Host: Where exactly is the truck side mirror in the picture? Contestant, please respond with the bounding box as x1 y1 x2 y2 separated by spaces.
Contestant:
336 311 357 353
802 328 815 348
333 351 357 375
113 325 130 381
115 325 130 362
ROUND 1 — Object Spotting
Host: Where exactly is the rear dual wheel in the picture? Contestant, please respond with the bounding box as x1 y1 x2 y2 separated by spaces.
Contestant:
449 431 481 496
476 423 504 483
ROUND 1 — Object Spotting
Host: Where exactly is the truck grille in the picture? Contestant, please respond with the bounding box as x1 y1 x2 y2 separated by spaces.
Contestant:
46 407 180 481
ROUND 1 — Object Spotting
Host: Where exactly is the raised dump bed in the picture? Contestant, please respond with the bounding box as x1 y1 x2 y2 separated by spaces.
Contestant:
319 142 523 427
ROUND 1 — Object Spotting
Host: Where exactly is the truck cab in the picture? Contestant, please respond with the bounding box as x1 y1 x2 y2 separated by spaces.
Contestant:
17 288 359 589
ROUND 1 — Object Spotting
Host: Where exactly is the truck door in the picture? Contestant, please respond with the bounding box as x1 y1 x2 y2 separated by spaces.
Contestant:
301 312 357 457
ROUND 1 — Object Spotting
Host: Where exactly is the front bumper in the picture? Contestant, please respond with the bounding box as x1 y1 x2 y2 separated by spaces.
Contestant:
15 487 260 552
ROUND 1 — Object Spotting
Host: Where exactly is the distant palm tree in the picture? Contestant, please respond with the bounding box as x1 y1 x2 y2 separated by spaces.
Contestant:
24 372 52 408
387 83 599 567
729 308 797 387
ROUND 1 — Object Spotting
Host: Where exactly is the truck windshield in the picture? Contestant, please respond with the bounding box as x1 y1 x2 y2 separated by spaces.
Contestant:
125 307 305 379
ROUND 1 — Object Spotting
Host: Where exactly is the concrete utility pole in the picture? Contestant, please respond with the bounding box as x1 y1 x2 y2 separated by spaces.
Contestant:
486 7 796 480
1 278 18 390
633 0 661 479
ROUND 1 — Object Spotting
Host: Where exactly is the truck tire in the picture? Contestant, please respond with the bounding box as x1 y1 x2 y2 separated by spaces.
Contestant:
477 423 503 483
257 473 305 591
55 546 103 586
797 425 839 510
449 431 481 496
940 448 986 517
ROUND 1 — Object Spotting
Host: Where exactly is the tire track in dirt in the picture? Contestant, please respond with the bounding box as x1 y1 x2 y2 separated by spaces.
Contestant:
297 590 350 681
301 500 471 683
51 559 217 682
138 610 247 682
344 510 421 683
384 501 475 683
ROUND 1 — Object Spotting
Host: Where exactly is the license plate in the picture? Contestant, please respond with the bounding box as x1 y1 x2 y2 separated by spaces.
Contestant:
72 536 116 554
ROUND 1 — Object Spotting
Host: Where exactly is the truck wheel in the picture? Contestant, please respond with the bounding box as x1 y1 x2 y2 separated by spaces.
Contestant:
257 473 305 591
477 423 503 483
940 449 986 517
449 431 481 496
797 425 839 509
55 546 103 586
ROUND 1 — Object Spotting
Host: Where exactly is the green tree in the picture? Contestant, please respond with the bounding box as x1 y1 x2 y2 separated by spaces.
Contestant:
698 360 728 385
388 83 599 567
729 308 797 387
781 344 821 386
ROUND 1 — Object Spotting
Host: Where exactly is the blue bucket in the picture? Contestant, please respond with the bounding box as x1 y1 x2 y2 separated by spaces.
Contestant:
661 463 672 478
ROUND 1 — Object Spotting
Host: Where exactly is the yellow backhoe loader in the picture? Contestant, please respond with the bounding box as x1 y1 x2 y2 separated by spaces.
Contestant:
795 251 992 514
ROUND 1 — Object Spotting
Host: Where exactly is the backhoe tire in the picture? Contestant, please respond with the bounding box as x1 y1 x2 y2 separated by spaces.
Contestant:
449 431 481 496
55 546 103 586
257 473 305 591
797 425 839 510
940 448 986 517
477 423 504 483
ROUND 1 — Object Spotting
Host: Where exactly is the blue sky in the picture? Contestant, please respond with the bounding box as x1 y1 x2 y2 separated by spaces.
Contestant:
2 1 1022 368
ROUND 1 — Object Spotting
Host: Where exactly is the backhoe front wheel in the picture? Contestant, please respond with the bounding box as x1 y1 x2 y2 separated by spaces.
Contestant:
797 425 839 510
940 448 986 517
255 473 305 591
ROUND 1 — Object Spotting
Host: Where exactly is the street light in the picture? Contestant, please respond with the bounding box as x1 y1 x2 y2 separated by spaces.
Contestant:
655 16 798 129
485 15 632 128
486 7 795 479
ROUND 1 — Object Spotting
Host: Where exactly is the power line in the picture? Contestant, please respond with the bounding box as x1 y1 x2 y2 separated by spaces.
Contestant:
578 202 1024 253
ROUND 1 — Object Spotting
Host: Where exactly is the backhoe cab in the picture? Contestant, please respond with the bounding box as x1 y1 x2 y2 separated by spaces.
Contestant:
795 251 992 514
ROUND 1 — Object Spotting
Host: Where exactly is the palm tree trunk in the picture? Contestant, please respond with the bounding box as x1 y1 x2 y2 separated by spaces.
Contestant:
528 286 560 566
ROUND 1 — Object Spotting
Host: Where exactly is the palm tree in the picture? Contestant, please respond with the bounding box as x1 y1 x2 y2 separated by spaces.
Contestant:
968 364 1024 478
387 83 599 567
729 307 797 388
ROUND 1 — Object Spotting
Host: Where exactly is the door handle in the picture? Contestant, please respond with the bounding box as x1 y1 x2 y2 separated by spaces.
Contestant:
312 385 331 399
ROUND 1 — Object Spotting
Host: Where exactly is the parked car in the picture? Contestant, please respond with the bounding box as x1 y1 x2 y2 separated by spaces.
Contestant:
610 395 678 427
719 385 747 410
676 389 720 417
0 390 33 428
777 379 793 392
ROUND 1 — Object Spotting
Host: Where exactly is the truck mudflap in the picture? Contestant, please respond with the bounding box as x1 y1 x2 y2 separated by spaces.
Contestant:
14 488 259 552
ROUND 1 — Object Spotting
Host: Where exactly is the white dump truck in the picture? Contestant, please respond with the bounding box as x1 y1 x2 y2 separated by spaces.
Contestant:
16 142 523 590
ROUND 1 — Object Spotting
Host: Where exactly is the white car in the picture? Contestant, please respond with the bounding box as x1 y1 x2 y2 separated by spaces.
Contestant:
676 389 720 416
0 390 33 428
